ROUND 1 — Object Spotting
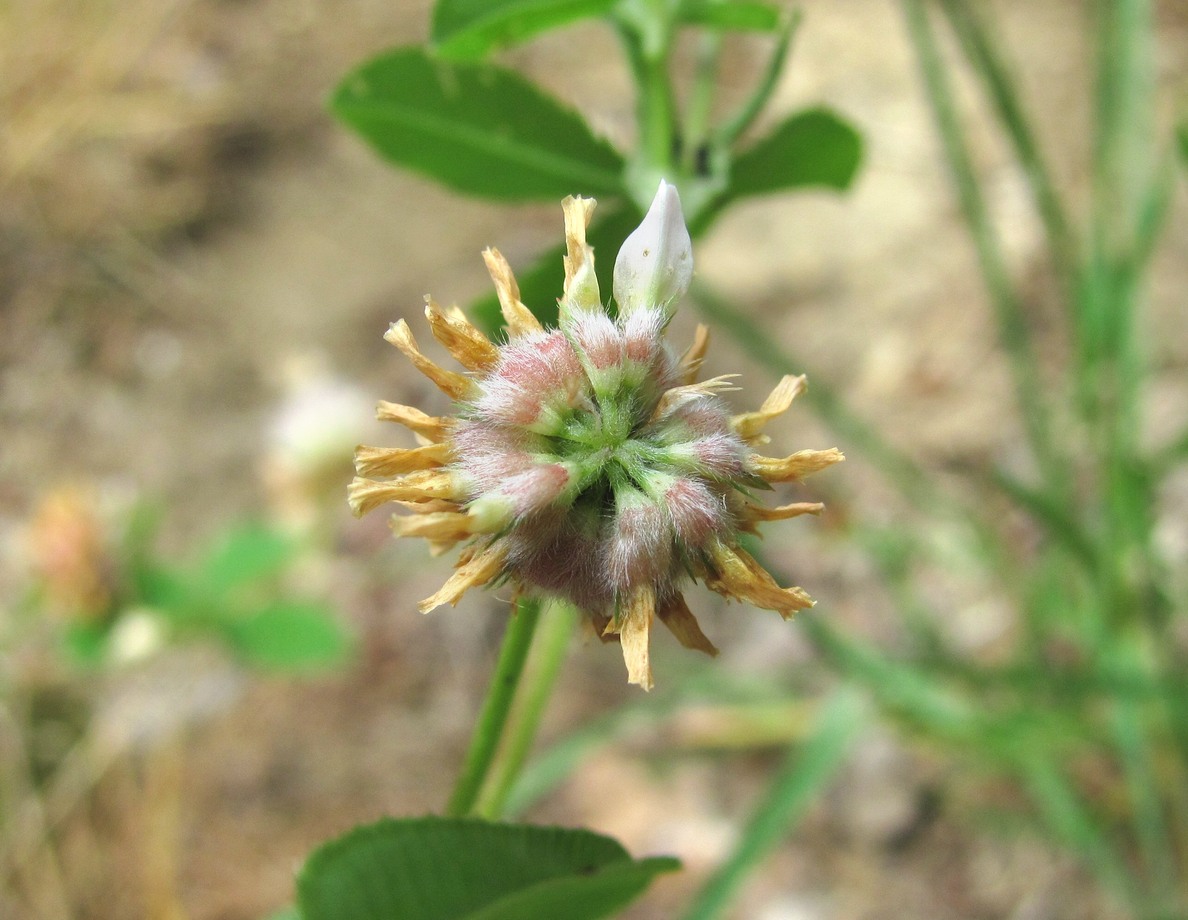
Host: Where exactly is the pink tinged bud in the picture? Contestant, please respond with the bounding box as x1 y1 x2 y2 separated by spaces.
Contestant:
621 307 665 366
452 423 537 492
664 476 726 546
565 309 627 398
666 434 747 480
650 393 734 442
473 332 583 434
475 379 539 427
492 463 572 518
505 511 612 612
613 180 693 318
566 310 622 370
608 488 673 592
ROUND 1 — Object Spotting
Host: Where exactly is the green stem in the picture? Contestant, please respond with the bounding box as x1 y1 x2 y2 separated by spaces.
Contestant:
681 31 723 175
713 9 801 148
614 1 678 206
446 597 543 818
681 690 865 920
640 49 676 174
475 602 578 819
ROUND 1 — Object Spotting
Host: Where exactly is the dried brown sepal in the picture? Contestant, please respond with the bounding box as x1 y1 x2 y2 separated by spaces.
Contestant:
587 610 617 644
347 470 467 516
561 196 599 311
750 448 844 483
418 541 509 613
390 510 476 542
610 585 656 691
736 499 825 523
651 375 739 422
393 498 461 514
424 296 499 371
703 540 814 619
482 248 543 337
732 374 807 442
375 401 453 442
678 324 711 385
384 319 477 401
657 592 719 657
353 442 453 477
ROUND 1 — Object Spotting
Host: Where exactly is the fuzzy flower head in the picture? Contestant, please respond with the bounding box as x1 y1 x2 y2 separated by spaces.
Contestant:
349 182 843 689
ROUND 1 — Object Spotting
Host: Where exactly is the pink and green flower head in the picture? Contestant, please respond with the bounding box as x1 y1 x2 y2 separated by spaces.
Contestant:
349 182 843 689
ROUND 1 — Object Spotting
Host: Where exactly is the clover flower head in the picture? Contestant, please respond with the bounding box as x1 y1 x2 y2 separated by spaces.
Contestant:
349 181 843 689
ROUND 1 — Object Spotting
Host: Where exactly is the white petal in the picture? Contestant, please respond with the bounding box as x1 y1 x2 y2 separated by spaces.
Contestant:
613 180 693 318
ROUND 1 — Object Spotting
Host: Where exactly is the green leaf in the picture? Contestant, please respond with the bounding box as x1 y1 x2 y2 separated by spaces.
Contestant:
200 522 294 591
227 602 351 672
62 622 110 668
297 817 679 920
679 0 781 31
332 47 625 200
728 107 862 198
468 207 640 335
432 0 618 60
1177 121 1188 169
133 563 194 612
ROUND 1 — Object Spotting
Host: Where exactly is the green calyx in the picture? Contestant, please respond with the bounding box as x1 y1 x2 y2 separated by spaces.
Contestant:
536 388 675 509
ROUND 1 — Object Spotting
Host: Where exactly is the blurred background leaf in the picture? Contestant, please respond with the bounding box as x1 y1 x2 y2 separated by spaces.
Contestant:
431 0 619 60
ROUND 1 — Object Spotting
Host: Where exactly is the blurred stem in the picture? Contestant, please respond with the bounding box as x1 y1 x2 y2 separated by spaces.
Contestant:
1019 750 1144 911
640 47 677 176
474 602 578 820
446 597 542 818
682 31 723 175
681 690 865 920
937 0 1078 288
615 0 679 207
0 702 77 920
714 9 800 149
1084 0 1161 637
1109 650 1176 905
901 0 1065 501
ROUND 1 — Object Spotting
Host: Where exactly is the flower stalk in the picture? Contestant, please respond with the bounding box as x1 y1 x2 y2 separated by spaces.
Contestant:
445 597 542 818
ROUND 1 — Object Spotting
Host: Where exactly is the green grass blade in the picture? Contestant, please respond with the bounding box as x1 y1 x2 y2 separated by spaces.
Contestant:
987 468 1097 569
681 689 866 920
504 672 803 817
1018 751 1142 910
712 9 800 149
1110 694 1175 904
901 0 1063 495
937 0 1077 284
